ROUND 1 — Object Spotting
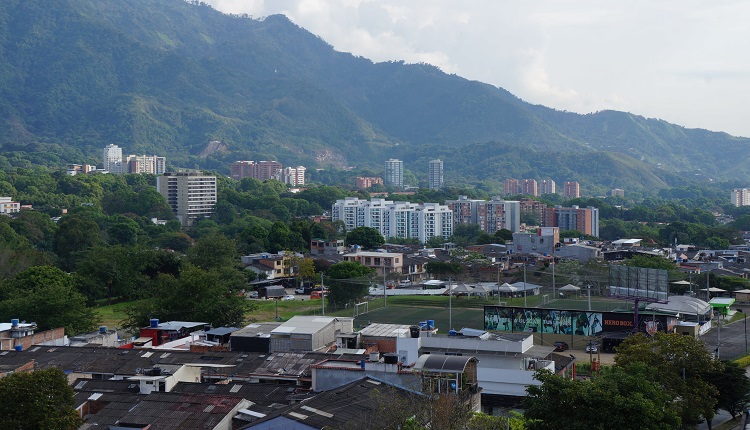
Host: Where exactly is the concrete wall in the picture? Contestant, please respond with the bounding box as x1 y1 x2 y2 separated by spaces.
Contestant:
419 334 531 354
0 327 66 351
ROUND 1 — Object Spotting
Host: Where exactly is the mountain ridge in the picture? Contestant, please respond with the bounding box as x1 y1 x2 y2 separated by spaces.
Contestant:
0 0 748 194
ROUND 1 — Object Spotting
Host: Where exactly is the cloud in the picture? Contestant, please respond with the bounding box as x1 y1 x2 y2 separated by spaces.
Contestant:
202 0 750 137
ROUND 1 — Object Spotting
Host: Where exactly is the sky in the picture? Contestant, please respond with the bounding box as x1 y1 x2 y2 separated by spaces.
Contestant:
204 0 750 137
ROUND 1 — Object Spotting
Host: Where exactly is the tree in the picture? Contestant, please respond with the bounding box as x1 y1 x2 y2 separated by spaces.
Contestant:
0 266 97 335
187 233 238 271
425 261 463 279
0 368 82 430
345 226 385 250
524 365 679 430
615 333 720 428
325 261 374 307
704 360 750 419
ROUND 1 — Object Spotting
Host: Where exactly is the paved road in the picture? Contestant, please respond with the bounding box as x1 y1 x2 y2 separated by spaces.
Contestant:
701 308 750 360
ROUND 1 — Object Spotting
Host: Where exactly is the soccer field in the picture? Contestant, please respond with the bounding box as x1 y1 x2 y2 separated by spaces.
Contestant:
353 305 484 332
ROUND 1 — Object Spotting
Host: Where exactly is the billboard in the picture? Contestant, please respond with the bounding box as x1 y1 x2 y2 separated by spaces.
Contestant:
608 265 669 303
484 305 676 336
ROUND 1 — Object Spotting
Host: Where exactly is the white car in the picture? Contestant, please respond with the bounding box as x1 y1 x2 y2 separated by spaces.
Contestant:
585 343 599 353
282 294 295 301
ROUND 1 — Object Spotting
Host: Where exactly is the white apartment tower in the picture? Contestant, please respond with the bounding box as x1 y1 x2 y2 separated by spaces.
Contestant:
540 179 556 195
428 159 444 190
157 171 217 226
384 159 404 188
332 197 452 242
732 189 750 207
103 144 125 174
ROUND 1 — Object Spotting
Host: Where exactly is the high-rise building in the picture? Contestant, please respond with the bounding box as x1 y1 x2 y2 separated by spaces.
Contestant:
563 181 581 198
540 179 556 195
126 155 166 175
544 205 599 237
157 171 217 226
610 188 625 198
519 198 547 226
384 159 404 188
446 196 521 233
428 159 444 190
331 197 452 242
731 189 750 207
103 144 124 174
230 160 283 181
521 179 538 197
276 166 306 186
503 179 520 195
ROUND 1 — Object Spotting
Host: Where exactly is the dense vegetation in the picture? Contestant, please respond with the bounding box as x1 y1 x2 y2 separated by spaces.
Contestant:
0 0 749 194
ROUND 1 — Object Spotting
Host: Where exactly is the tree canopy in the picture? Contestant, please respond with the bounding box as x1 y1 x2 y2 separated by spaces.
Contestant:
325 261 374 306
0 368 82 430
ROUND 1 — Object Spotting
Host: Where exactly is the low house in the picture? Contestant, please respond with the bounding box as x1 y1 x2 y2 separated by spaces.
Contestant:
343 251 404 276
138 320 208 347
268 316 354 353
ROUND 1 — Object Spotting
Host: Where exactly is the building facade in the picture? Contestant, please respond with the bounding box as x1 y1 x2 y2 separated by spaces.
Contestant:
731 188 750 207
384 159 404 188
544 205 599 237
157 171 217 226
503 179 520 196
610 188 625 198
563 181 581 199
355 177 383 189
126 155 166 175
539 179 556 195
331 197 453 242
230 160 283 182
0 197 20 215
446 196 521 234
520 179 538 197
103 144 125 174
275 166 306 186
428 159 444 190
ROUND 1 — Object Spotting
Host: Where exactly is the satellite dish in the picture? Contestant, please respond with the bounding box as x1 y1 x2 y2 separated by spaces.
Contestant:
135 368 142 374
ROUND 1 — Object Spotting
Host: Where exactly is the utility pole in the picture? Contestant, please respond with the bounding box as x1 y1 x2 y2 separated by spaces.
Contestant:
383 269 387 307
523 263 527 307
448 278 453 331
321 274 325 316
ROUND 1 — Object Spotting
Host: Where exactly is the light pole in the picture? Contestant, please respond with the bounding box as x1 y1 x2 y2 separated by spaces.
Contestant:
448 278 453 331
523 263 527 307
321 274 325 316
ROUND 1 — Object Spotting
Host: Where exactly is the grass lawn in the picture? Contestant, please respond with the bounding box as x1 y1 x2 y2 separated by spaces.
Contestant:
95 301 141 329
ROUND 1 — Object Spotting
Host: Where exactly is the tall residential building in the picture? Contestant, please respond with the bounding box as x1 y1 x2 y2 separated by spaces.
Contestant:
610 188 625 198
731 189 750 207
384 159 404 188
539 179 556 195
519 198 547 226
355 177 384 189
275 166 306 186
230 160 283 181
126 155 166 175
331 197 452 242
157 171 217 226
428 159 444 190
503 179 520 195
544 205 599 237
563 181 581 199
521 179 538 197
446 196 521 234
103 144 125 174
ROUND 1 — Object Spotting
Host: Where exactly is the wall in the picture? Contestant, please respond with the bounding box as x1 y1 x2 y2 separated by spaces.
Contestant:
0 327 66 351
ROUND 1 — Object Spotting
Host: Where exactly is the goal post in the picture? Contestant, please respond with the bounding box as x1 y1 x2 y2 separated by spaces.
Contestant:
354 302 369 317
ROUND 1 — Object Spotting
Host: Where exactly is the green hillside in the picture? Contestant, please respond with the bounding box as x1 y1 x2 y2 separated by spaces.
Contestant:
0 0 748 192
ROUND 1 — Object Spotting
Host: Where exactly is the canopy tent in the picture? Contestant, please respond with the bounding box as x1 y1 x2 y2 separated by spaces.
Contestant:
559 284 580 292
449 282 474 295
670 280 694 285
471 284 490 295
497 283 518 293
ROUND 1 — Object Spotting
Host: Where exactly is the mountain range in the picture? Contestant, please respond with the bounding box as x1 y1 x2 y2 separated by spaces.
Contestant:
1 0 748 194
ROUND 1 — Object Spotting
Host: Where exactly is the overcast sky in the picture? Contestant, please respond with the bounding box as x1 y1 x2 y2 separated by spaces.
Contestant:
205 0 750 137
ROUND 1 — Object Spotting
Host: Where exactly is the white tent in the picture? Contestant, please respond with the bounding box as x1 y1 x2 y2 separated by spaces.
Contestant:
559 284 580 292
497 283 518 293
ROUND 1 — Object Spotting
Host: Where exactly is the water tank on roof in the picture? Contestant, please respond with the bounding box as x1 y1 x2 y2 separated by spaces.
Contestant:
409 326 420 338
14 345 22 352
150 319 159 328
427 320 435 330
11 319 19 328
448 329 457 336
99 326 107 334
383 353 398 364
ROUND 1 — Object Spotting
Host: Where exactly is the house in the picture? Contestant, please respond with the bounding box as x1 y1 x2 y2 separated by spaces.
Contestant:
241 252 297 280
138 319 208 347
310 238 345 255
267 316 354 353
0 197 20 215
342 251 404 276
555 243 602 263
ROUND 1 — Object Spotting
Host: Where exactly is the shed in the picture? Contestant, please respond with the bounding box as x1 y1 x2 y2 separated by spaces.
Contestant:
733 289 750 303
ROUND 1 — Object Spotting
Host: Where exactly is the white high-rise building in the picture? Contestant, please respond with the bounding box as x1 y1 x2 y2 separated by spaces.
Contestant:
446 196 521 233
126 155 166 175
540 179 556 195
103 144 125 174
384 159 404 188
428 159 443 190
332 197 452 242
731 189 750 207
157 170 217 226
276 166 306 186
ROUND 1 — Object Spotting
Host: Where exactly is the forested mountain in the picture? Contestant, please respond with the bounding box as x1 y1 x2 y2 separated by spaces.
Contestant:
0 0 748 193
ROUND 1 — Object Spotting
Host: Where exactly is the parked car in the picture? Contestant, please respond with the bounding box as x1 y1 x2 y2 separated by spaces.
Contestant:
247 291 259 299
586 342 599 353
553 341 569 352
282 294 295 301
295 287 306 294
